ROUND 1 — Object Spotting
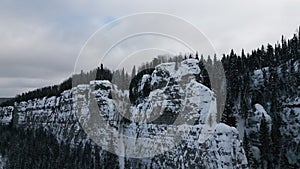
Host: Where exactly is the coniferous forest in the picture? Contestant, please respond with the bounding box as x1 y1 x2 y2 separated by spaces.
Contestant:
1 28 300 168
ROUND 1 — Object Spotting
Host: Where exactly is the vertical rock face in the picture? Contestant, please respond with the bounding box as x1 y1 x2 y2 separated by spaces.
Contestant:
247 104 272 137
280 99 300 165
0 106 13 125
0 59 248 168
151 123 248 169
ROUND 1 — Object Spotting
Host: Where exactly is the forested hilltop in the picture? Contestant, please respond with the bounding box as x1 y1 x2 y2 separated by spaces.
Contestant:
2 28 299 108
0 27 300 168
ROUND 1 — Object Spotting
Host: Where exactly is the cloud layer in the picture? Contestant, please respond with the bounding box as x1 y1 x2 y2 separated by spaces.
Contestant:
1 0 300 97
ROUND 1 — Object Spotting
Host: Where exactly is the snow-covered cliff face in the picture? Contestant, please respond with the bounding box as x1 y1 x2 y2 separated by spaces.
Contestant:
280 98 300 165
128 59 215 126
247 104 272 136
151 123 247 169
282 98 300 143
232 60 300 168
0 106 13 125
0 59 248 168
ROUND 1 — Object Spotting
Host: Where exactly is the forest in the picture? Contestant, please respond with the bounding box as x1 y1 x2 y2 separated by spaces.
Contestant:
1 28 300 168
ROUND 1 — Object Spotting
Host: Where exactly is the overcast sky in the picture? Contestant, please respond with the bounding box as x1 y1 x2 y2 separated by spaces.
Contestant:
1 0 300 97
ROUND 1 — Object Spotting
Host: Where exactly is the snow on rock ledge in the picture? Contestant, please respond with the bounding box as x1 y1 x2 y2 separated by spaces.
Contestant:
0 60 248 168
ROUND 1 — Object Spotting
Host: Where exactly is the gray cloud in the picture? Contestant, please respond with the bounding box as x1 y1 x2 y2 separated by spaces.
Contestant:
1 0 300 97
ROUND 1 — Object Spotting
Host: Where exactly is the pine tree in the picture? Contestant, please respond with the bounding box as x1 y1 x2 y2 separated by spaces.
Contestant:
200 54 204 62
131 66 136 79
175 61 179 70
271 113 282 167
259 114 270 168
206 55 213 71
243 131 250 156
195 52 199 60
221 102 237 127
243 131 257 168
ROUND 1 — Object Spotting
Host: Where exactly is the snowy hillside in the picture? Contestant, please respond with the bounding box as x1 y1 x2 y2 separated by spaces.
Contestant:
0 59 248 168
232 58 300 168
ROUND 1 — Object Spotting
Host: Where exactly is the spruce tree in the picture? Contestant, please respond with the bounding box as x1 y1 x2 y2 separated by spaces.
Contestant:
221 102 237 127
131 66 136 79
271 113 282 166
259 114 270 168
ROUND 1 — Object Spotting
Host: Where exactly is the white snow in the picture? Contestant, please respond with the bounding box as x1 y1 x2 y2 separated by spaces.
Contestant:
0 59 248 168
0 155 7 169
254 104 272 122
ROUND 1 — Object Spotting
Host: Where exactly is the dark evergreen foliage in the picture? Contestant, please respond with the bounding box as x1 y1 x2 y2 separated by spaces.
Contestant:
221 102 237 127
0 126 119 169
0 64 113 107
1 26 300 168
259 114 271 168
129 68 155 105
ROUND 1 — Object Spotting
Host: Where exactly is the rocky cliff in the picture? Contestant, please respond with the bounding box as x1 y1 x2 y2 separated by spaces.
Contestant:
0 59 248 168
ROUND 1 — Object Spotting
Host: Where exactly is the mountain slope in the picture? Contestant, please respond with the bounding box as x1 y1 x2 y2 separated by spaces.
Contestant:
0 59 247 169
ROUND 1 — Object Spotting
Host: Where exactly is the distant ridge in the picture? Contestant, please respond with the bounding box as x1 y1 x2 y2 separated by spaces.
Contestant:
0 98 11 104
